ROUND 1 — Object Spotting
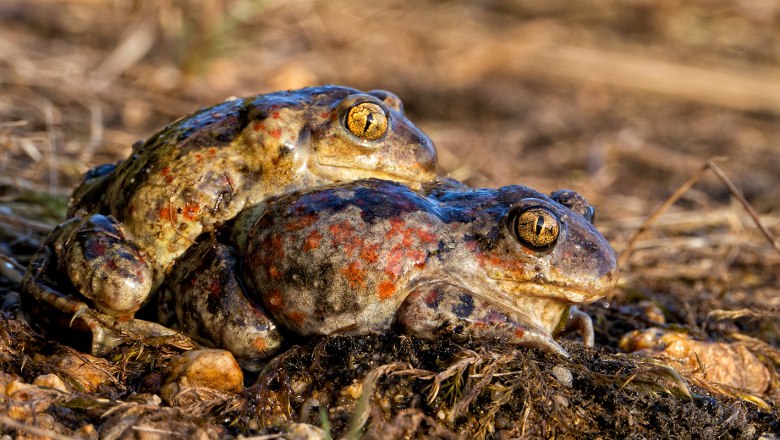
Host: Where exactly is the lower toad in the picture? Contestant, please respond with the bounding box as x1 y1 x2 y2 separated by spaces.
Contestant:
163 179 619 360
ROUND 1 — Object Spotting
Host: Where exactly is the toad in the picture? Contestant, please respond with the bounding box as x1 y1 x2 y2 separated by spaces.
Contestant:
165 179 618 359
22 86 437 354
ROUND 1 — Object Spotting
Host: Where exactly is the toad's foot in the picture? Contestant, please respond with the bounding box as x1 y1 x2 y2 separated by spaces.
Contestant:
22 214 152 322
564 306 594 347
60 214 153 317
397 283 570 357
78 308 196 355
21 217 191 355
160 240 283 362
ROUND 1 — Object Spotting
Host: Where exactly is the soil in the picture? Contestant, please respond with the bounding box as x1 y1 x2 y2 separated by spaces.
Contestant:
1 1 779 438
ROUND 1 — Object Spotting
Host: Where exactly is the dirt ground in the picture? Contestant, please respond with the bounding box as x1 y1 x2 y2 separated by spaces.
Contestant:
1 1 779 438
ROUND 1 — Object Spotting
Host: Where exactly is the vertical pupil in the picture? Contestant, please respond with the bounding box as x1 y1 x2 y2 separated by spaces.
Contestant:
535 215 544 235
363 112 374 133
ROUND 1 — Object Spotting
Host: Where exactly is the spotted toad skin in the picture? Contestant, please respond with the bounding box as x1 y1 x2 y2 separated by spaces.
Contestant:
22 86 437 355
166 178 618 359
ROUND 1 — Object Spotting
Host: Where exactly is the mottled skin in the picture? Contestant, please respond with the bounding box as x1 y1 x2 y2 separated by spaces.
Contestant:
22 86 437 354
166 179 618 359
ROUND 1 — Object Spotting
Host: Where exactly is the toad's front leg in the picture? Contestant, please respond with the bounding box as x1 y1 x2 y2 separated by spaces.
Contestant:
22 214 179 354
396 283 571 357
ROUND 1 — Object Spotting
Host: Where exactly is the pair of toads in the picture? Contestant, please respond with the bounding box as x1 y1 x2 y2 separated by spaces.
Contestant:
21 86 619 363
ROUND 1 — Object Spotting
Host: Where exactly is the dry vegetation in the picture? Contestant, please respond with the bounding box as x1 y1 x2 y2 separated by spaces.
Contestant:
1 0 779 438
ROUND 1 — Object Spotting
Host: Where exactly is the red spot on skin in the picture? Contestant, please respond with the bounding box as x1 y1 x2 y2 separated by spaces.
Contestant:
268 265 281 280
384 243 427 278
270 234 285 260
161 167 174 184
327 221 364 256
182 203 199 221
86 238 107 257
253 122 264 132
423 289 441 307
269 128 282 139
320 111 330 119
158 204 174 221
385 218 405 241
341 262 365 288
416 229 437 244
194 153 203 163
209 281 222 297
474 248 526 278
253 338 267 351
469 237 528 278
385 247 404 278
266 289 283 309
385 218 437 249
208 147 217 156
360 243 380 264
285 215 317 232
513 328 525 339
303 230 322 251
328 221 355 241
377 281 396 301
286 310 305 325
272 111 281 119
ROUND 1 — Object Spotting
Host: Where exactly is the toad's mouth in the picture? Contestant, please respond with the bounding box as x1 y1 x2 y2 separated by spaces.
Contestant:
311 161 435 186
488 279 601 304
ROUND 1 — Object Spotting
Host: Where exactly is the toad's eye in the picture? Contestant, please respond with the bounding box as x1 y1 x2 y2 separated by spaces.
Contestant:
345 102 388 141
509 206 560 251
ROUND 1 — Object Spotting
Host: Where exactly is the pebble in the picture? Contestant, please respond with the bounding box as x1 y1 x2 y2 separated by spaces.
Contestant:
551 364 573 388
161 349 244 403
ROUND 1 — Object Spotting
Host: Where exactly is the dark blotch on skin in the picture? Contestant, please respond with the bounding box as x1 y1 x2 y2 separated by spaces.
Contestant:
284 181 432 224
452 294 475 318
205 276 224 315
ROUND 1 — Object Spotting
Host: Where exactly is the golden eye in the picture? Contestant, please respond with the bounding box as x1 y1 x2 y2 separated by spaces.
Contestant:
345 102 388 141
509 206 560 251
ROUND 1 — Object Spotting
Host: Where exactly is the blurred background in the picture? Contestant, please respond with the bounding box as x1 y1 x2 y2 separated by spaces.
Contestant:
1 0 779 328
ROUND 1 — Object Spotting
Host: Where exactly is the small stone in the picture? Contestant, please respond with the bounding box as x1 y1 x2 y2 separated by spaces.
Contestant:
551 365 573 388
5 380 58 419
37 413 55 429
33 373 70 393
74 423 99 440
636 301 666 324
343 382 363 400
161 349 244 404
553 394 570 408
285 422 328 440
621 327 772 394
